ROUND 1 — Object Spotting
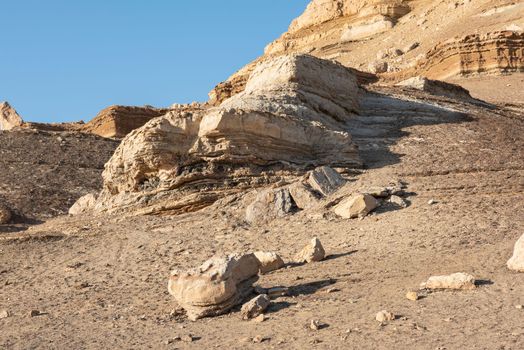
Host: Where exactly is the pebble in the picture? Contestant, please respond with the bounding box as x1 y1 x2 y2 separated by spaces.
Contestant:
428 199 437 205
0 310 9 319
310 319 321 331
516 305 523 309
376 310 395 322
30 310 42 317
406 291 419 301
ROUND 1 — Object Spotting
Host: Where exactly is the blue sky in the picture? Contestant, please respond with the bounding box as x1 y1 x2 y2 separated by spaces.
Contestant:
1 0 309 123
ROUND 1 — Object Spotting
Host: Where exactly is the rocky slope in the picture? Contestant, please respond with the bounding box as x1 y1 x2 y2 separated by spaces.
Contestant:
0 130 118 226
1 1 524 349
211 0 524 103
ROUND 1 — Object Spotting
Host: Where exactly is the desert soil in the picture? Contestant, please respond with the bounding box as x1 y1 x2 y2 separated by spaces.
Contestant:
1 84 523 349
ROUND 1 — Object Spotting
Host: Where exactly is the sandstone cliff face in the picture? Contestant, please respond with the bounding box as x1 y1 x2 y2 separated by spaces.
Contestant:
0 102 23 131
81 105 171 138
416 31 524 80
96 54 361 213
211 0 524 100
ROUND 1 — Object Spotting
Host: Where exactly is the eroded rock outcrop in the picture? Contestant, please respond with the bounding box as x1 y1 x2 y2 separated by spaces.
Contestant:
416 31 524 80
96 54 361 213
82 105 171 138
0 102 23 131
420 273 477 290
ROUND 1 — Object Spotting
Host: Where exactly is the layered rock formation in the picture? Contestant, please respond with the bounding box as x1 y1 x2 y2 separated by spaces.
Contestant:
95 54 361 213
415 31 524 80
81 105 171 138
0 102 23 131
210 0 524 101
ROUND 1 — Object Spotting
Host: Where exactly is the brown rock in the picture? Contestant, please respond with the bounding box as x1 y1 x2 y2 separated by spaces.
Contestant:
246 188 296 224
308 166 346 197
253 252 285 274
69 193 97 216
240 294 270 320
333 194 379 219
405 291 419 301
0 102 23 131
0 202 12 224
507 233 524 272
375 310 395 322
289 181 320 209
294 237 326 263
167 254 260 321
420 273 477 290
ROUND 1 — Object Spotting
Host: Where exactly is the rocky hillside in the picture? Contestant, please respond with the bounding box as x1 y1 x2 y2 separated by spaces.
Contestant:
0 130 118 225
211 0 524 104
1 1 524 349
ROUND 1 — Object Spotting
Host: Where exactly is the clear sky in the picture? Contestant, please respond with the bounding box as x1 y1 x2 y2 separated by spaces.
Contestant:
1 0 309 123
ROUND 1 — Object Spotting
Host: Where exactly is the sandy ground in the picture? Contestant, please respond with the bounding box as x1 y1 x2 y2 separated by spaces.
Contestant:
1 86 523 349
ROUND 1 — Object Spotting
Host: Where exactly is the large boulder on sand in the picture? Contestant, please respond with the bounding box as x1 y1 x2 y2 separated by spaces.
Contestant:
168 254 260 321
507 234 524 272
97 54 361 214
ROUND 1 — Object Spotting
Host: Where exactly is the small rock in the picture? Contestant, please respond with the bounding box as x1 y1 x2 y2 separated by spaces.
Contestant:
428 199 436 205
420 272 476 290
253 251 285 274
406 291 419 301
376 310 395 322
253 314 266 323
294 237 326 263
310 319 322 331
515 305 523 309
30 310 42 317
289 181 320 209
368 61 388 74
0 310 9 319
252 335 269 343
333 194 379 219
240 294 270 320
507 233 524 272
390 195 408 208
362 186 389 198
181 334 195 343
267 286 289 297
307 166 345 196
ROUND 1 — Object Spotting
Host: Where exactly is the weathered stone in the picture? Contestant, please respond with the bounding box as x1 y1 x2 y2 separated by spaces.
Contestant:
341 16 394 41
396 76 473 100
240 294 270 320
362 186 389 198
333 194 379 219
0 102 23 131
253 252 285 274
294 237 326 263
308 166 346 197
389 195 408 208
368 61 388 74
246 188 296 224
0 310 9 319
69 193 97 216
405 291 419 301
0 202 12 224
376 310 395 322
507 233 524 272
98 54 361 214
420 273 477 290
168 254 260 321
289 182 320 209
